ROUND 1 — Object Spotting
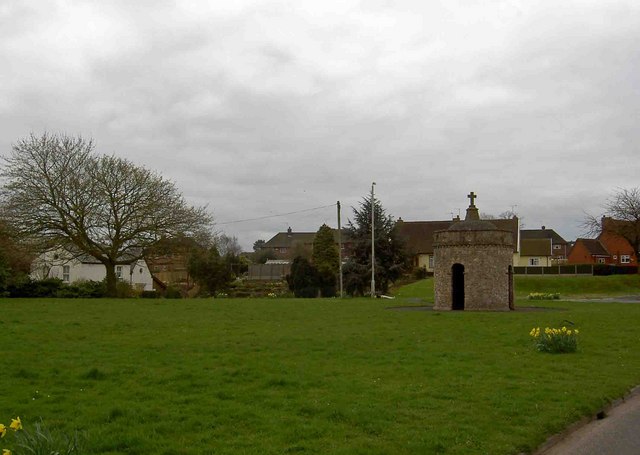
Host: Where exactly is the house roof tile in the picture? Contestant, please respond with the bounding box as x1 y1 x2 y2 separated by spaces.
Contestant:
521 238 552 256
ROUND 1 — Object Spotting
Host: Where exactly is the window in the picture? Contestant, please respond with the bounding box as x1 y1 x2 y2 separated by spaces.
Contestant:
529 258 540 266
553 244 561 250
62 265 70 282
428 256 434 269
116 266 123 279
597 258 606 264
621 255 631 264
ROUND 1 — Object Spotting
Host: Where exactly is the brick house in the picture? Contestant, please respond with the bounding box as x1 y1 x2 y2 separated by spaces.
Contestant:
144 238 195 290
598 217 637 266
567 217 637 267
261 226 352 262
567 238 611 264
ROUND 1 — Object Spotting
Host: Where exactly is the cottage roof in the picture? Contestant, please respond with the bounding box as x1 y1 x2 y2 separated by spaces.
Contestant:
520 238 552 256
263 228 350 249
521 228 568 245
396 217 519 254
56 246 143 265
264 232 316 248
395 220 451 253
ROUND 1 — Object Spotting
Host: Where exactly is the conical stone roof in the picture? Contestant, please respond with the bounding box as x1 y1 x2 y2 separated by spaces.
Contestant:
448 200 497 231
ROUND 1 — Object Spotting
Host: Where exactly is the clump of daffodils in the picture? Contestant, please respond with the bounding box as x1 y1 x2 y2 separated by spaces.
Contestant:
0 417 22 454
1 417 81 454
528 292 560 300
530 326 579 353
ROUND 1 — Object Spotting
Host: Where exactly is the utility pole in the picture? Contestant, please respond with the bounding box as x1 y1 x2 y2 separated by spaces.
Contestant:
371 182 376 298
337 201 343 298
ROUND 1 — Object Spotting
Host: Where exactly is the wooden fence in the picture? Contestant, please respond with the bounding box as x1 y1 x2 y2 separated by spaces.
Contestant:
514 264 638 276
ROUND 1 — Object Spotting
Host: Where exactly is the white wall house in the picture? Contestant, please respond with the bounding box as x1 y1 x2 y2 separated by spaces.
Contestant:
31 249 154 291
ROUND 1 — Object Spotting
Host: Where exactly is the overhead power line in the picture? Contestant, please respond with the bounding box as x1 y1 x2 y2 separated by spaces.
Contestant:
217 203 337 225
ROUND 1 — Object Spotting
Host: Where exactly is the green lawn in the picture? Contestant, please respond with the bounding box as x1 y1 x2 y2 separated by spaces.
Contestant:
1 281 639 454
514 274 640 298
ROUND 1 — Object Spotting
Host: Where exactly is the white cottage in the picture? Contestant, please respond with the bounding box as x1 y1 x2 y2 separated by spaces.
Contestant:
31 248 154 291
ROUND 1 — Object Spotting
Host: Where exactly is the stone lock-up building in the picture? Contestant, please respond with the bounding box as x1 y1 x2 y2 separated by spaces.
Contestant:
433 192 515 311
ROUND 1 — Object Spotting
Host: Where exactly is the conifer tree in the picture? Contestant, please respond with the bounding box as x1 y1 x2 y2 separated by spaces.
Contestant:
312 224 339 297
344 195 408 296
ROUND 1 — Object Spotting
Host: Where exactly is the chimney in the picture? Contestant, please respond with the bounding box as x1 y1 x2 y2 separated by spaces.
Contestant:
541 226 546 230
287 227 292 237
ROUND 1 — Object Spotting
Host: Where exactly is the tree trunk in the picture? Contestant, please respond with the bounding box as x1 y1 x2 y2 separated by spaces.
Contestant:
104 262 118 297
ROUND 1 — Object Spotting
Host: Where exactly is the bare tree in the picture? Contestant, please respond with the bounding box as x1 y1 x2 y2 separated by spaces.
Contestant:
216 233 242 257
584 187 640 267
480 210 519 220
1 132 213 296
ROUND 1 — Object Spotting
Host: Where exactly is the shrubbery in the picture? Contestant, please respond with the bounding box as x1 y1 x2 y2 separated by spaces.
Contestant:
56 280 106 298
413 266 428 280
287 257 321 298
3 277 137 298
593 264 638 276
164 285 183 299
6 277 66 297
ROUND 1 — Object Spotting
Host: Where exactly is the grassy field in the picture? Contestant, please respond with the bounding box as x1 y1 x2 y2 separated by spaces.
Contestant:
1 276 639 454
513 274 640 298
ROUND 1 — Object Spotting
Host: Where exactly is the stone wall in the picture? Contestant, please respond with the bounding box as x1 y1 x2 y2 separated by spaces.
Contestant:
434 229 514 311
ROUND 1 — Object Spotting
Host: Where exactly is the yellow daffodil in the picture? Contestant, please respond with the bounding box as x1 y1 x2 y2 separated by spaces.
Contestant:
574 329 579 334
567 330 572 335
3 449 11 455
9 416 21 431
0 423 6 438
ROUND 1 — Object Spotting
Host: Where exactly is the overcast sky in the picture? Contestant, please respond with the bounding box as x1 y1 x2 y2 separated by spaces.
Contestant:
1 0 638 250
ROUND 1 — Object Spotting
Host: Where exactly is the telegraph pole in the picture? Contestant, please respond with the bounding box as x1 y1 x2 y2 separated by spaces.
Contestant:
337 201 343 298
371 182 376 298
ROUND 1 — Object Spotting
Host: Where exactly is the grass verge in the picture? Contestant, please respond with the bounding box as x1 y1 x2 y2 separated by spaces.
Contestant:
1 293 639 454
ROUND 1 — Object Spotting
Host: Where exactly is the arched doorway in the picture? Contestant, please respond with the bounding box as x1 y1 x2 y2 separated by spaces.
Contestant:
451 263 465 310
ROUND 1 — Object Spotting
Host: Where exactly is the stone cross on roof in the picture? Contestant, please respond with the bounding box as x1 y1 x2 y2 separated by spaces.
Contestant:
467 191 477 208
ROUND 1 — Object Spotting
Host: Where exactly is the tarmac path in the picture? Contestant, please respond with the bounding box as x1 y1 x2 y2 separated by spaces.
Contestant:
536 389 640 455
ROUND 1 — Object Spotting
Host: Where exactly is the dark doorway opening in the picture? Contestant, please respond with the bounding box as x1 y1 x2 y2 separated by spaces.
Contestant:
451 263 465 310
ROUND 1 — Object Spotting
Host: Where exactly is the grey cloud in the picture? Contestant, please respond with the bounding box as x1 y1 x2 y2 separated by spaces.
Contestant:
1 1 639 249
